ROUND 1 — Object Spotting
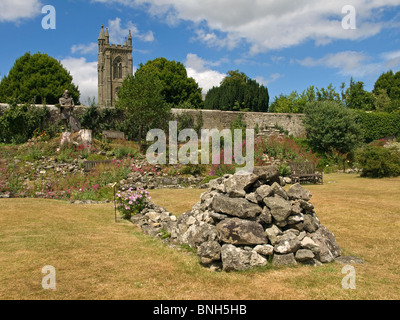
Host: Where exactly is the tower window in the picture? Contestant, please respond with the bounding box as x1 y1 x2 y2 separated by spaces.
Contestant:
113 57 123 79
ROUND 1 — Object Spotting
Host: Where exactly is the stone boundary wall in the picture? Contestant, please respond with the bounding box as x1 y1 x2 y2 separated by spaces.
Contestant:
172 109 306 138
0 104 306 138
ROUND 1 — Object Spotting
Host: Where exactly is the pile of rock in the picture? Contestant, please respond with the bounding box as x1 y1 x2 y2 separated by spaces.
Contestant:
133 165 342 272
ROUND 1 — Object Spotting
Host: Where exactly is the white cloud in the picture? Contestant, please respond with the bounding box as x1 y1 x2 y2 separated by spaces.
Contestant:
381 50 400 69
92 0 400 53
297 50 400 78
108 17 154 45
184 53 225 94
256 73 283 86
0 0 42 22
61 57 98 105
71 43 98 55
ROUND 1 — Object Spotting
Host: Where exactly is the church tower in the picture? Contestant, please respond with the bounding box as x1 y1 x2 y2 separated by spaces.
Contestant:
98 25 133 107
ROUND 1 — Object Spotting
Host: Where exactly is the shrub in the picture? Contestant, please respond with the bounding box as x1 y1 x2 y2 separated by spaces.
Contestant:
356 111 400 143
355 143 400 178
115 188 151 219
254 135 320 165
179 164 206 176
304 101 363 154
0 102 48 144
278 163 291 177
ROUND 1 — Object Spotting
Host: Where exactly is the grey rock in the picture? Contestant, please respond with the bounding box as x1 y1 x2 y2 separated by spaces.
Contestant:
288 183 312 201
224 173 258 198
179 222 217 248
310 225 341 263
287 213 304 225
211 194 262 219
249 251 269 268
265 225 283 245
314 225 342 258
271 182 288 200
272 253 298 267
197 241 222 265
295 249 315 262
210 211 229 221
253 244 274 256
303 213 320 233
216 218 267 245
221 244 252 271
274 239 301 254
257 206 272 224
291 201 303 215
300 236 321 254
255 185 273 199
252 166 280 183
335 256 365 265
245 192 259 204
263 196 292 222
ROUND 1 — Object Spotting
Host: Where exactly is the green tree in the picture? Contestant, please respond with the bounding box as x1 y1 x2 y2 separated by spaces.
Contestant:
0 52 80 104
204 70 269 112
373 70 400 113
137 57 203 108
304 101 363 154
269 92 300 113
344 78 375 110
116 69 171 147
374 88 392 113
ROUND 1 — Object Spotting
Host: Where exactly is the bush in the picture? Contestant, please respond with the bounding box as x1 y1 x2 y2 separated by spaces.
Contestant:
304 101 363 155
116 188 151 219
0 102 48 144
355 143 400 178
356 112 400 143
254 135 319 165
179 164 206 176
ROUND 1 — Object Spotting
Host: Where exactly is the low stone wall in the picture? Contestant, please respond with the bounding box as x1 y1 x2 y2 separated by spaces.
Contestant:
172 109 306 138
0 103 306 138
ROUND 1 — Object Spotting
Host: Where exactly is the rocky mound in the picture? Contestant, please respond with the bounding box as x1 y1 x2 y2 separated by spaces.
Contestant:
134 165 342 272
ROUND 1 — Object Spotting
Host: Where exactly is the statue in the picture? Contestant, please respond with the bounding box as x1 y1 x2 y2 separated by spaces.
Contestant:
59 90 81 132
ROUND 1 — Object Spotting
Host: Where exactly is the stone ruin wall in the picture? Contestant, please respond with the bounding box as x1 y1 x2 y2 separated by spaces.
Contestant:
0 104 307 139
172 108 307 138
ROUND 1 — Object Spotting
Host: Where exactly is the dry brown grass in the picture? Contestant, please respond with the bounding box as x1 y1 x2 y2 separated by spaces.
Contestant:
0 173 399 300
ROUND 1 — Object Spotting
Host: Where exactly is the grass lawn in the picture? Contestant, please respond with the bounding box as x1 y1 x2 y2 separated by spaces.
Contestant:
0 173 399 300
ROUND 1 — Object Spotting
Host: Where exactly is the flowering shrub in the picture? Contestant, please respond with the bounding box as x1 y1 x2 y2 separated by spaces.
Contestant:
254 135 320 166
116 188 151 219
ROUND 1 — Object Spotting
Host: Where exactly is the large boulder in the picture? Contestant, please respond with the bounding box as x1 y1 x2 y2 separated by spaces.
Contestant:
211 194 262 219
216 218 267 245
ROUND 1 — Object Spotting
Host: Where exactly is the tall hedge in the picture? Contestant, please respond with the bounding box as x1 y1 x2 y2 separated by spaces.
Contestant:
356 112 400 143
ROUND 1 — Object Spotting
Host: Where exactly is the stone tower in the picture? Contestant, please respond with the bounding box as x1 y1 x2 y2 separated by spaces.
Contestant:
98 25 133 107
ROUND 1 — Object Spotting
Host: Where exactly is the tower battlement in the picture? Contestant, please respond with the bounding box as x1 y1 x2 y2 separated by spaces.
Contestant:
98 25 133 107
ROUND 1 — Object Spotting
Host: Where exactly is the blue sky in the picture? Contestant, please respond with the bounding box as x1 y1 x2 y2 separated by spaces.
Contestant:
1 0 400 104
